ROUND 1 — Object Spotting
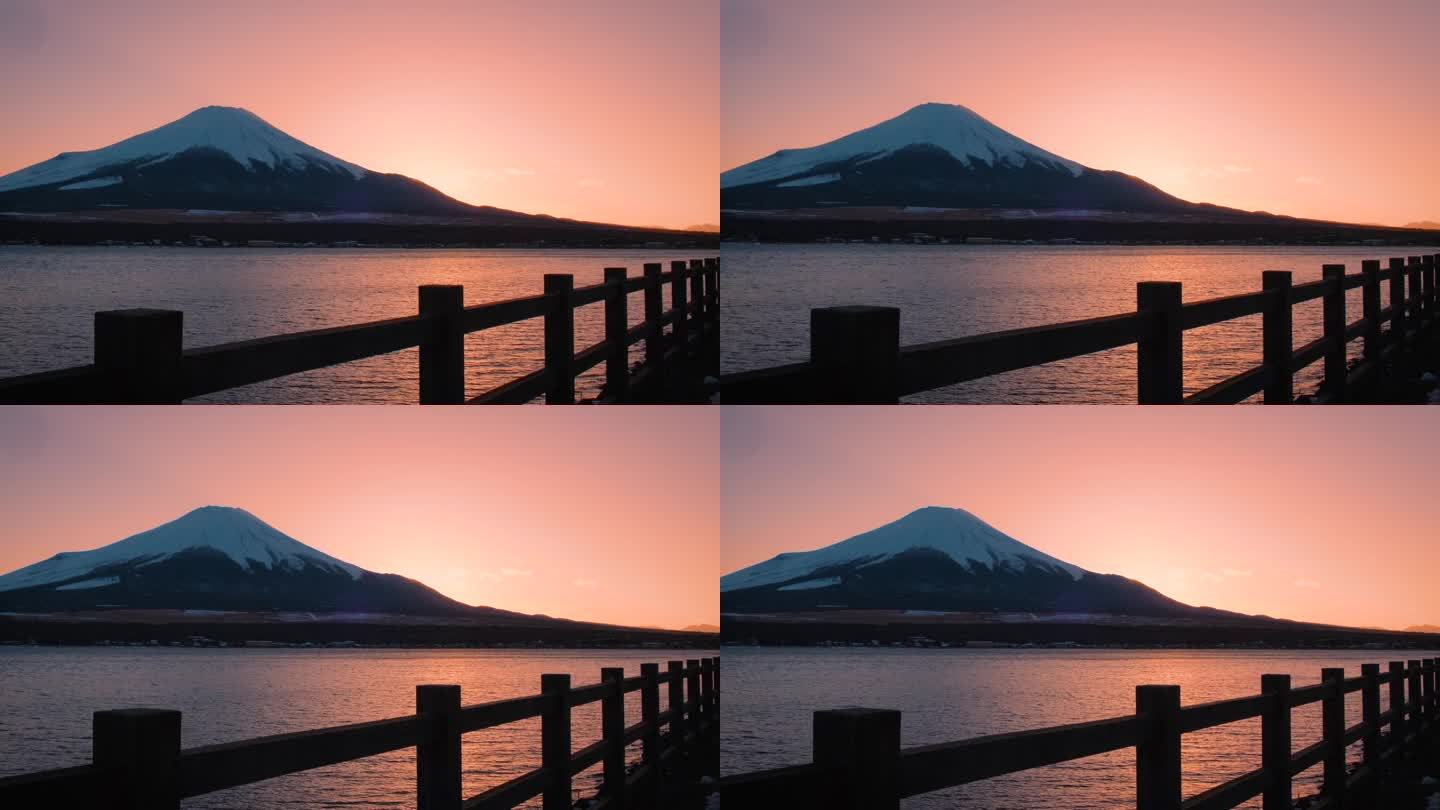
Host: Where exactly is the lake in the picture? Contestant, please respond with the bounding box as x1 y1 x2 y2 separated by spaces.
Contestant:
0 646 717 808
0 247 711 403
720 244 1440 403
721 646 1437 809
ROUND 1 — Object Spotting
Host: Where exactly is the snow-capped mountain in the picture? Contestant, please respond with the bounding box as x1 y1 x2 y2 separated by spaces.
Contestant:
721 506 1203 616
720 102 1194 212
0 506 496 615
0 106 525 216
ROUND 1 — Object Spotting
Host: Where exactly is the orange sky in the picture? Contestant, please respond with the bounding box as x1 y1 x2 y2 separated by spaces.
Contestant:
0 1 717 230
722 407 1440 631
0 407 718 630
721 0 1440 227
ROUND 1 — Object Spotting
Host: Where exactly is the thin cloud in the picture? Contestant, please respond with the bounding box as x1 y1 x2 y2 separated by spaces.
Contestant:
1221 568 1254 578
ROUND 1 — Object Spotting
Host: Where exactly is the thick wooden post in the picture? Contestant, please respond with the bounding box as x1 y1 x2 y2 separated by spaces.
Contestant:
685 659 702 737
601 667 628 810
1389 258 1407 342
671 260 690 361
1262 271 1293 404
1424 659 1436 723
640 662 662 802
700 659 715 726
1136 281 1184 404
667 660 685 743
602 268 630 401
1361 664 1381 769
810 306 900 403
1362 260 1382 358
1390 661 1406 747
418 285 465 404
689 258 706 331
1136 685 1181 810
1321 668 1345 803
643 263 664 373
1408 257 1423 324
1409 661 1422 737
543 274 575 404
703 258 721 374
95 309 183 403
1261 674 1292 810
541 673 572 810
1321 265 1347 397
813 708 901 810
416 684 462 810
93 708 181 810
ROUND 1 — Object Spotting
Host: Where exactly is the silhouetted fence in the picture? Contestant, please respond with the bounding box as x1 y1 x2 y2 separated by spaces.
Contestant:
722 253 1439 404
0 257 719 404
0 656 719 810
722 656 1440 810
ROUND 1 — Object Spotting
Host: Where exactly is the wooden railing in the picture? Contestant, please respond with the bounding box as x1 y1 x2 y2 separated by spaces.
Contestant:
0 257 719 405
0 656 719 810
722 253 1439 404
721 656 1440 810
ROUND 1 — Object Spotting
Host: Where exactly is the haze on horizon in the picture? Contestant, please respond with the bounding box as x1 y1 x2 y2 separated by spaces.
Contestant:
721 408 1440 632
0 408 718 631
0 0 716 230
721 0 1440 228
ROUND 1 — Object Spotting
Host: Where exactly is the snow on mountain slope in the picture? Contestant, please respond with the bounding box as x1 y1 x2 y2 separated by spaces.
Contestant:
0 106 366 193
0 506 363 592
720 103 1084 189
720 506 1085 593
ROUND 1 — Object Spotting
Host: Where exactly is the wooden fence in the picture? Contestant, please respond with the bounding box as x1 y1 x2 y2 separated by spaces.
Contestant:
0 656 719 810
722 656 1440 810
722 253 1440 404
0 257 719 405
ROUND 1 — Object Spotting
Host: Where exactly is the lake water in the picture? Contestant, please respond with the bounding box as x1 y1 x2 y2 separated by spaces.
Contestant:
0 646 716 808
722 646 1438 809
0 247 711 403
721 244 1440 403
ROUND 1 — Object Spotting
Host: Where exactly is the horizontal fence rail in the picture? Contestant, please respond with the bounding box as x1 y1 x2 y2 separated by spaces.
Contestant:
721 253 1440 404
0 657 719 810
721 656 1440 810
0 257 719 405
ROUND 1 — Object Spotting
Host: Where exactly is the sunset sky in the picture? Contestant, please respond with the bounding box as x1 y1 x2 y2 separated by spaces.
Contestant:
0 0 717 230
722 408 1440 631
0 408 718 630
722 0 1440 227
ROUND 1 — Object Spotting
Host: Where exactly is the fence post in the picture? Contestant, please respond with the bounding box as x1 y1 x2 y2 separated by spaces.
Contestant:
671 260 690 366
1136 685 1181 810
813 708 901 810
1362 260 1382 359
542 274 575 404
686 659 702 737
700 659 715 728
1409 661 1422 739
810 306 900 403
703 258 721 375
1424 659 1436 724
416 684 462 810
643 263 665 379
1390 661 1406 749
1361 664 1381 770
1261 271 1293 404
541 673 572 810
1321 265 1347 398
418 285 465 404
95 309 184 404
601 667 628 810
668 660 685 744
93 708 181 810
1422 255 1436 325
1321 668 1345 804
1389 258 1407 343
1261 674 1292 810
602 268 630 402
640 662 662 803
1136 281 1183 404
689 258 706 342
1408 257 1423 325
